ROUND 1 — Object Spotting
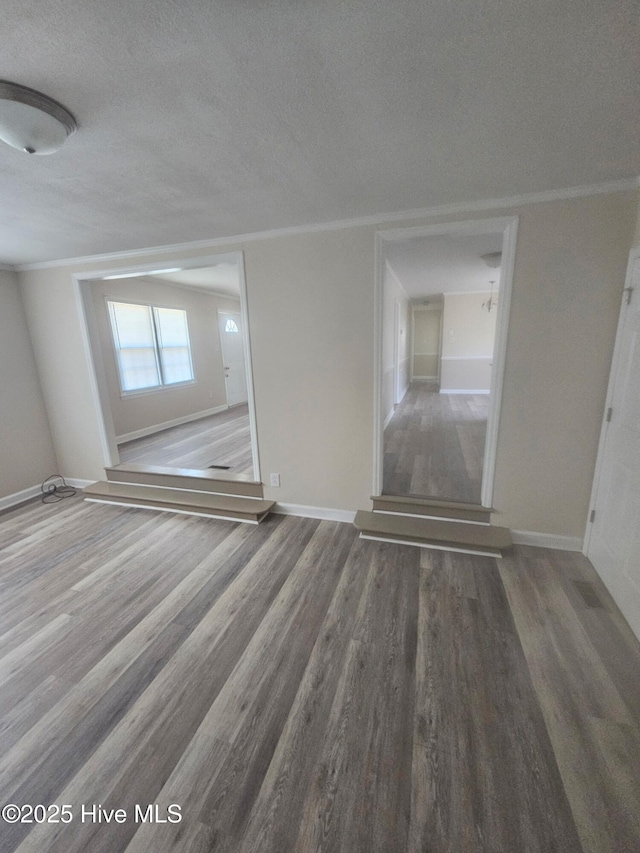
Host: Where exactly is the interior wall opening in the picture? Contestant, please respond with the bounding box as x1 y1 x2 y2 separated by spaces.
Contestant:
374 218 517 508
75 252 261 483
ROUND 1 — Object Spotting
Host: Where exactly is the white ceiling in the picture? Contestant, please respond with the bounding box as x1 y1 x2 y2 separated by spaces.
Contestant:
1 0 639 266
152 264 240 299
385 232 504 297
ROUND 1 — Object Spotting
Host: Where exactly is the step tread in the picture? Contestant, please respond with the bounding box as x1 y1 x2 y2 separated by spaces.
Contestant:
354 510 511 550
371 495 495 513
84 481 274 515
107 463 260 485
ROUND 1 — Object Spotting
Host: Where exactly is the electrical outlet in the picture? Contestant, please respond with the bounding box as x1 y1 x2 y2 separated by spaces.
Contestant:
270 473 281 487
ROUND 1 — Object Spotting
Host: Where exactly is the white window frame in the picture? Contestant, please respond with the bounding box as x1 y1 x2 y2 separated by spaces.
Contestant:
106 298 196 397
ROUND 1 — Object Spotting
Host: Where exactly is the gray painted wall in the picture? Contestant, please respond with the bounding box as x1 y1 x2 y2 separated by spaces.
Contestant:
0 269 57 498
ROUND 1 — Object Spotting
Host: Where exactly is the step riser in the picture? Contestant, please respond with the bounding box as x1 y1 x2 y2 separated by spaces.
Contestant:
84 480 274 523
105 477 266 500
84 497 261 524
371 497 493 525
372 498 491 524
373 509 490 526
105 469 263 498
359 532 502 557
353 510 511 557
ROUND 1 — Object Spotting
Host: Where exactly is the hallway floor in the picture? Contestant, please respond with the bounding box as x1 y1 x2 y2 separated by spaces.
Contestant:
383 382 488 503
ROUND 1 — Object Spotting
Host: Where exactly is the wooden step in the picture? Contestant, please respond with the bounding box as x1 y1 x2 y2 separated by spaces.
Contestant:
105 464 264 498
354 510 511 557
371 495 493 525
84 481 274 524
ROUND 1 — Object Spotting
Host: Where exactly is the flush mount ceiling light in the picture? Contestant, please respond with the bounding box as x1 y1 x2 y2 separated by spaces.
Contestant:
481 251 502 269
0 81 77 155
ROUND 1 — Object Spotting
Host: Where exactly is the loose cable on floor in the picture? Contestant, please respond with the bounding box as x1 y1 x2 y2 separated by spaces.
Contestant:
41 475 77 504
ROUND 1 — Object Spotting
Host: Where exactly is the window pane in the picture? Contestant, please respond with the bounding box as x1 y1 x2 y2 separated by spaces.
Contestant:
119 348 162 391
154 307 194 385
160 346 193 384
154 307 189 347
108 301 160 391
153 308 193 385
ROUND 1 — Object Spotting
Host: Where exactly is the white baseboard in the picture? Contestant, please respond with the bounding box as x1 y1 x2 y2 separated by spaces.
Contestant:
274 503 356 524
65 478 95 489
383 408 395 429
510 530 583 551
398 382 410 402
116 404 228 444
440 388 491 395
0 484 42 511
0 478 99 512
412 375 438 382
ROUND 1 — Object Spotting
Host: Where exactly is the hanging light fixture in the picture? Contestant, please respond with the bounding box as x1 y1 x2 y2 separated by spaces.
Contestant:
482 281 498 313
0 81 77 155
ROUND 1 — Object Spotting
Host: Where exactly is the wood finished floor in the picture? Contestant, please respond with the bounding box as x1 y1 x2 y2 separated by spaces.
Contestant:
118 405 253 475
1 498 640 852
383 383 488 504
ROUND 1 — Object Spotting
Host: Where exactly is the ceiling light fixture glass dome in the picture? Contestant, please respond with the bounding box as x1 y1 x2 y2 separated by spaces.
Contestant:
0 81 77 155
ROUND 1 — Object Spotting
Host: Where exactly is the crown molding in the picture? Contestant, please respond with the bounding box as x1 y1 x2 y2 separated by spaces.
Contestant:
0 263 17 272
15 176 640 272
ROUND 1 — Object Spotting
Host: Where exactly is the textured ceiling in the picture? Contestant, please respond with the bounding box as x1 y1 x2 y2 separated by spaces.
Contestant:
1 0 639 265
386 232 504 297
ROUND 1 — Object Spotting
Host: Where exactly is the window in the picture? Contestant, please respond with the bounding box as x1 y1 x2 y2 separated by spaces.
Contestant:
107 301 194 393
224 318 239 333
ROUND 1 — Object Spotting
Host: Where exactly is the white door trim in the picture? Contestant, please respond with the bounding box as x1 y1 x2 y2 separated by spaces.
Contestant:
393 298 401 404
72 250 261 483
372 215 519 507
229 255 261 481
583 245 640 554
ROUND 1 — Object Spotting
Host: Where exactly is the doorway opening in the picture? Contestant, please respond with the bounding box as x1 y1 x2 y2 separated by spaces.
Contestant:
373 217 517 508
74 251 261 483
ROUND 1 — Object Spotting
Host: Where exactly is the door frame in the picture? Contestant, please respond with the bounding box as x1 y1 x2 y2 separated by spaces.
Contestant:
72 250 261 482
410 302 443 384
393 298 401 404
583 245 640 554
372 215 519 507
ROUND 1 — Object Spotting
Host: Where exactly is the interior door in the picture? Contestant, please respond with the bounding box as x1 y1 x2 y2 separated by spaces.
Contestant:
586 257 640 638
218 311 248 406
